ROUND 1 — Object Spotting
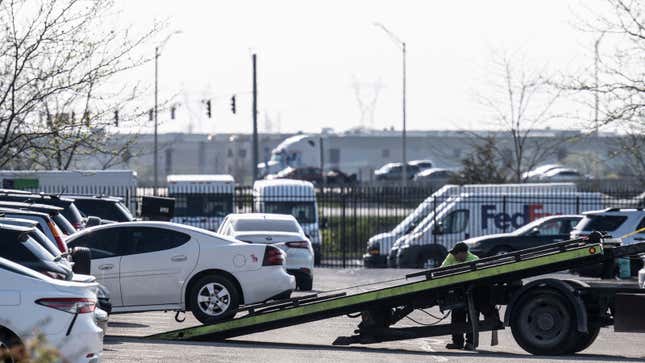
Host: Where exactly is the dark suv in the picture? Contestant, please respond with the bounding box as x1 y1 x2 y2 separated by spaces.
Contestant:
64 195 134 222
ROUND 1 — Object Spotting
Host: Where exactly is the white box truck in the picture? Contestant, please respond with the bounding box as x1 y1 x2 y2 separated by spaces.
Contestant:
363 183 579 267
0 170 137 209
167 174 235 231
391 191 604 268
253 179 322 265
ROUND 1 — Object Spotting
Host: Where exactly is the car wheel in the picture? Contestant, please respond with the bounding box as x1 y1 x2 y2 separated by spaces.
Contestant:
189 275 240 325
298 276 313 291
417 254 441 269
0 329 20 363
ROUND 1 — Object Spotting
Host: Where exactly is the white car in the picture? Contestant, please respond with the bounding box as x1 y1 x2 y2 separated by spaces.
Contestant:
218 213 315 290
66 221 295 324
0 257 103 363
571 208 645 244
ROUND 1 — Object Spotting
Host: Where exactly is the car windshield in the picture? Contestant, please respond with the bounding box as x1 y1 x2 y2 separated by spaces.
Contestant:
173 193 234 217
263 202 316 224
233 219 300 233
578 215 627 232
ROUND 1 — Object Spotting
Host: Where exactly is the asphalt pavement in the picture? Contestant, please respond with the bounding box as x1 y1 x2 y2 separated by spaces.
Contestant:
103 268 645 363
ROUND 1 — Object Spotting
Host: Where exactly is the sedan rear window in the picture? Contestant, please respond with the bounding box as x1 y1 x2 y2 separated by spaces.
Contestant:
579 215 628 232
233 219 300 233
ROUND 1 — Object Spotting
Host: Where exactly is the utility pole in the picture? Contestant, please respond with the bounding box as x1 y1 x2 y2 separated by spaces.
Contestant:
252 54 259 181
375 23 407 185
593 32 605 137
153 46 159 196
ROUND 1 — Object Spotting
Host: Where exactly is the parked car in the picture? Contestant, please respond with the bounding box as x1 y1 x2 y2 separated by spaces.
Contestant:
539 168 589 182
64 195 134 222
0 224 73 281
0 257 103 363
374 162 420 181
66 221 295 324
412 168 457 187
0 200 76 236
266 166 323 184
408 159 434 171
466 215 582 257
218 213 315 290
0 207 69 254
522 164 564 181
0 191 85 230
571 208 645 276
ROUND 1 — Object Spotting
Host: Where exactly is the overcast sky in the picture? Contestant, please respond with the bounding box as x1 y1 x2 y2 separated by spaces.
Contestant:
114 0 610 135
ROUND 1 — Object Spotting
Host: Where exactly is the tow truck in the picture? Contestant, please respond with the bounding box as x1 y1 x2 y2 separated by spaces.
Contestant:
147 234 645 355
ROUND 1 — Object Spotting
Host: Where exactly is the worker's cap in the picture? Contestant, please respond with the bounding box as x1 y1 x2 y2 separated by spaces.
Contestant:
449 242 469 255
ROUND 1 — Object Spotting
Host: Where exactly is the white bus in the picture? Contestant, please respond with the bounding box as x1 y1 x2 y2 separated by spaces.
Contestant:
167 174 235 231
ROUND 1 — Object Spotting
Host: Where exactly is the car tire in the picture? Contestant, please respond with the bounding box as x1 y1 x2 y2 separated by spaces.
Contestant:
567 324 600 354
0 328 21 363
416 253 441 269
298 276 313 291
71 247 92 275
188 275 240 325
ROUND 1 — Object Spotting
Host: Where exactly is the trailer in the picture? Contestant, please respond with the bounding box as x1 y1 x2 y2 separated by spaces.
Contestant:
147 235 645 356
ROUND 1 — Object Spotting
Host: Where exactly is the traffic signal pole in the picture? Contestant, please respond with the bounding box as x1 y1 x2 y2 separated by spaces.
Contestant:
252 54 259 182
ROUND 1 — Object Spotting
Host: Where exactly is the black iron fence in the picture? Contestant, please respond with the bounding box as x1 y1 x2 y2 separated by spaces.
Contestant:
134 181 644 268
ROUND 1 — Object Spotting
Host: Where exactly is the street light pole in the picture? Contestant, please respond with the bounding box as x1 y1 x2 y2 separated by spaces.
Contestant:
375 23 407 185
154 46 159 196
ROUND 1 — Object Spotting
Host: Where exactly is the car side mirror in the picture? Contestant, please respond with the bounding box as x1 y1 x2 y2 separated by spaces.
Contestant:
529 227 540 236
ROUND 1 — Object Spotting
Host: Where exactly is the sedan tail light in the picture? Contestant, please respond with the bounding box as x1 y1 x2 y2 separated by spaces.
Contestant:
262 245 285 266
48 220 68 254
285 241 309 249
36 298 96 314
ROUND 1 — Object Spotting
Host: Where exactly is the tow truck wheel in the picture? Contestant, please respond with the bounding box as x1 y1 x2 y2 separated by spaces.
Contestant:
510 288 578 355
189 275 240 325
568 325 600 354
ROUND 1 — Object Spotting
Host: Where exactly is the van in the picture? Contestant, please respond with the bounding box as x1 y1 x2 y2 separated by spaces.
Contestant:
253 179 322 265
167 174 235 231
392 191 604 268
363 183 579 267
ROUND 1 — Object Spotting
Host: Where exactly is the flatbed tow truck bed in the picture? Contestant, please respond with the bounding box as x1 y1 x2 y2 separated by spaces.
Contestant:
147 237 645 355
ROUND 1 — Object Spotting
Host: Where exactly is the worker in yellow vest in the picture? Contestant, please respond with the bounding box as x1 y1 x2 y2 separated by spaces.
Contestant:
442 242 499 351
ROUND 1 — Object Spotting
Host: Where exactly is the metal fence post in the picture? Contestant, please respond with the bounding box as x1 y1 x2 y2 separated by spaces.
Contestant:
341 186 347 269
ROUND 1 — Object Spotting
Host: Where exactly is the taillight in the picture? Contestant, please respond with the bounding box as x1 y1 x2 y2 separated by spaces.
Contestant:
262 245 285 266
48 220 68 254
36 298 96 314
285 241 309 249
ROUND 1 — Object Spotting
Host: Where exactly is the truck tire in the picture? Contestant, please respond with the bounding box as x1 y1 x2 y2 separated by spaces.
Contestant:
188 274 240 325
71 247 92 275
510 288 578 355
567 325 600 354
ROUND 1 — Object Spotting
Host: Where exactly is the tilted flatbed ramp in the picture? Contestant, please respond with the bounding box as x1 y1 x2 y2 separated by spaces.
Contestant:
147 239 616 341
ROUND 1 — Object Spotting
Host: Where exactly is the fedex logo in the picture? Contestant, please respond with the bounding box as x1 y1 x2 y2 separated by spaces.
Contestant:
481 204 552 230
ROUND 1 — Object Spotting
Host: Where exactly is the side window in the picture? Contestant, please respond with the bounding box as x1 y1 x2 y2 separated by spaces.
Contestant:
536 220 562 236
444 209 469 234
68 229 122 259
126 227 191 254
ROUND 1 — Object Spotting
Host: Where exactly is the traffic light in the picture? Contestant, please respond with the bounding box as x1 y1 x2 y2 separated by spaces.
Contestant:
206 99 212 118
230 95 236 114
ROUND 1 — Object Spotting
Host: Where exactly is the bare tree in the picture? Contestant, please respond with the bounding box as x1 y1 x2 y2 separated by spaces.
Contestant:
476 55 566 182
454 136 508 184
0 0 162 169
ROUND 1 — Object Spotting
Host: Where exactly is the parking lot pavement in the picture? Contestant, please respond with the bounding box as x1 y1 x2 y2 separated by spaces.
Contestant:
103 268 645 363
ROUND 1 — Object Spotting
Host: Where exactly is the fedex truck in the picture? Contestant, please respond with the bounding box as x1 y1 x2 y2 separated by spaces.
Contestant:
363 183 579 267
391 191 604 268
167 174 235 231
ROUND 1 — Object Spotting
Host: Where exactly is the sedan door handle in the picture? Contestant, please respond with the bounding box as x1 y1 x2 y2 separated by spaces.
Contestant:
171 255 187 262
98 264 114 271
